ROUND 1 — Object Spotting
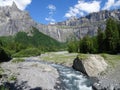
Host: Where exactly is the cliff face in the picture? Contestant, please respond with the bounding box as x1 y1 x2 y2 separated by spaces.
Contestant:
0 3 68 42
0 2 120 42
0 2 37 36
56 9 120 41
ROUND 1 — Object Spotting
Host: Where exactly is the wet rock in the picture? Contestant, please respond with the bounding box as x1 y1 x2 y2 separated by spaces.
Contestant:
92 83 104 90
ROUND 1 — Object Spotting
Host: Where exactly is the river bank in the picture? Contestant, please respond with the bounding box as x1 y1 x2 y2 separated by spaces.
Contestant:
0 52 120 90
0 59 60 90
92 54 120 90
40 51 120 90
0 56 93 90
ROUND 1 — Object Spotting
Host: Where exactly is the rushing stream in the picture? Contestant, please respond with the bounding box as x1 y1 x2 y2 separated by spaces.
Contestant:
26 59 92 90
52 64 92 90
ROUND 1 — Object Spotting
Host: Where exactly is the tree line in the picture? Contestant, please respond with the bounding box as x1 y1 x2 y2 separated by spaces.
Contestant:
67 18 120 54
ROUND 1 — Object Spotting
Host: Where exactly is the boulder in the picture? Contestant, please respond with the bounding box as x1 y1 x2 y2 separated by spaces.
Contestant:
73 55 108 77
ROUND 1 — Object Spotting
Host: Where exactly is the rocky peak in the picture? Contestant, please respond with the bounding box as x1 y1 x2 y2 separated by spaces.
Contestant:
11 1 19 11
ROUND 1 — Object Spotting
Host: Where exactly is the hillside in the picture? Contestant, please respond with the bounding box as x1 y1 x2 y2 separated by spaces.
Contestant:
15 27 61 47
0 27 64 58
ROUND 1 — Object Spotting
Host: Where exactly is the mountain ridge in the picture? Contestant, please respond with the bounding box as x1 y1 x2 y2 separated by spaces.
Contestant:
0 3 120 42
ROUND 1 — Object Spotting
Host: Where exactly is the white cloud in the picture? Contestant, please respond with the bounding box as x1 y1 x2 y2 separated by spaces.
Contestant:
102 0 115 10
45 17 55 24
45 4 56 24
76 1 101 13
47 4 56 11
0 0 32 10
114 0 120 7
102 0 120 10
65 0 101 18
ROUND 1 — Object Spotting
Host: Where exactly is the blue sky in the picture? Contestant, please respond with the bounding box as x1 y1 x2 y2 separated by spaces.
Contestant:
25 0 78 24
0 0 120 24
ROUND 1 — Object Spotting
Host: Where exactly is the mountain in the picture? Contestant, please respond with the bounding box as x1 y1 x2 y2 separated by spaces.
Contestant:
56 9 120 39
0 2 120 42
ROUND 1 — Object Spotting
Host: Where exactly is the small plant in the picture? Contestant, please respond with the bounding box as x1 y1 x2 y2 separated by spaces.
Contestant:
9 75 17 81
0 85 9 90
0 67 4 74
12 58 25 63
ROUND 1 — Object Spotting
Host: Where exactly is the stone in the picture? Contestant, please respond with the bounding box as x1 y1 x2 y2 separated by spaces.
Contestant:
73 55 108 77
1 60 59 90
92 83 104 90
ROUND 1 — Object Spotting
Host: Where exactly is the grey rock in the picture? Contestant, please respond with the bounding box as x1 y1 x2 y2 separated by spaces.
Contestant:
92 83 120 90
0 3 120 42
1 58 59 90
73 57 88 76
73 55 108 77
92 83 105 90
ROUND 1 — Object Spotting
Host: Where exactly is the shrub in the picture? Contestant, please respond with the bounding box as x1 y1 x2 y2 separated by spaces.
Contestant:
0 48 11 62
13 48 41 57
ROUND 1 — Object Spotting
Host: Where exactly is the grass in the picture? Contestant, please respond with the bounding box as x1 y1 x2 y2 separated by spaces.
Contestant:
12 48 41 57
100 53 120 67
78 53 120 67
0 67 4 74
12 58 25 63
78 54 90 60
40 51 78 65
9 75 17 81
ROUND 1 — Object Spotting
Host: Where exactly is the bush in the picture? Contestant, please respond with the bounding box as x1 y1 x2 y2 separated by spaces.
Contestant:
13 48 41 57
67 41 79 53
0 48 11 62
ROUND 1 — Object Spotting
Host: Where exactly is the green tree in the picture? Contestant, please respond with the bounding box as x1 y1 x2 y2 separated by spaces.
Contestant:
80 35 94 53
105 18 119 53
91 36 98 53
117 21 120 53
97 27 106 53
67 41 79 53
15 32 30 45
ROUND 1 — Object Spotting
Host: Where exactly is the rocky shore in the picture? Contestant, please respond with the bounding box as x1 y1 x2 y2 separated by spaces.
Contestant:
0 59 60 90
73 54 120 90
92 60 120 90
0 52 120 90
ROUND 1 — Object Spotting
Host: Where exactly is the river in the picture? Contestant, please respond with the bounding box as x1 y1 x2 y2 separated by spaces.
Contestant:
26 59 92 90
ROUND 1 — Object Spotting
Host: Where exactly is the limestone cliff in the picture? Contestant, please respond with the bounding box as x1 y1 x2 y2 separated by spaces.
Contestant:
0 2 120 42
56 9 120 41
